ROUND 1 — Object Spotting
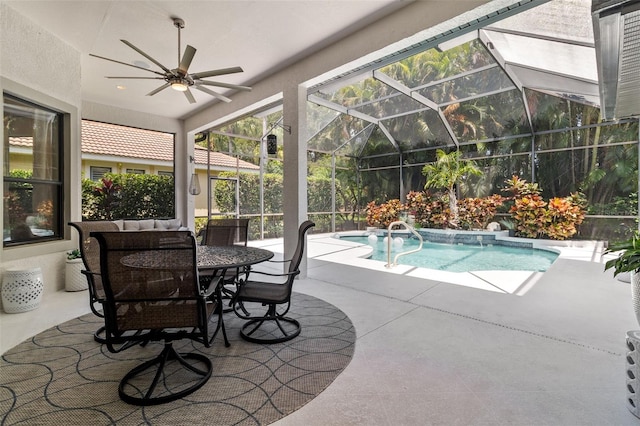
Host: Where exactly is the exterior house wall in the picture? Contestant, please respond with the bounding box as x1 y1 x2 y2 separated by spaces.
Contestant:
1 3 82 294
80 158 219 215
81 159 174 178
80 102 189 226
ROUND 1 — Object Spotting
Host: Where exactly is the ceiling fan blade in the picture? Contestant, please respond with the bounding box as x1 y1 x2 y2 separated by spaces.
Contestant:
184 88 196 104
193 85 232 103
121 39 173 74
147 83 170 96
198 80 252 92
178 45 196 76
89 54 166 77
106 76 164 80
190 67 244 79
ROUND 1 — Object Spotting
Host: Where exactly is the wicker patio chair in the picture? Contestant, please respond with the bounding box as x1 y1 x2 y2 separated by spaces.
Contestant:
92 230 229 406
231 220 314 344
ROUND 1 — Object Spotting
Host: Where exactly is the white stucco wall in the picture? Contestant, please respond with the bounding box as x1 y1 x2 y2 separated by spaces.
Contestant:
1 3 82 294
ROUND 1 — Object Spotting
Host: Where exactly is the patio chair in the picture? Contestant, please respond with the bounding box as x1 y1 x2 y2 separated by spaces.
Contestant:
231 220 315 343
202 218 250 247
92 230 229 406
68 221 120 343
201 218 251 298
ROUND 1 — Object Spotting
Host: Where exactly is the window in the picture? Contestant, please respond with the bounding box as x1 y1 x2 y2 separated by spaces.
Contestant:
126 168 145 174
3 94 62 246
90 166 111 181
158 171 173 177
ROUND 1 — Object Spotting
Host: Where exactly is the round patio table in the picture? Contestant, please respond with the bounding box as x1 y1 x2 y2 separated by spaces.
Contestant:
120 245 273 272
196 245 273 272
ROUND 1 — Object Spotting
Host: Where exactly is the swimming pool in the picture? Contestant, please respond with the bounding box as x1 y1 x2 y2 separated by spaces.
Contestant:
339 235 559 273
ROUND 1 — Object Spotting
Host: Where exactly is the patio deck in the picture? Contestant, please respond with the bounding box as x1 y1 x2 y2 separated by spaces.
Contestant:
1 233 638 424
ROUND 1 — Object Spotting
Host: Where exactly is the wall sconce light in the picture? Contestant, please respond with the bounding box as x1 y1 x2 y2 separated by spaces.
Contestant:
266 134 278 155
188 155 201 195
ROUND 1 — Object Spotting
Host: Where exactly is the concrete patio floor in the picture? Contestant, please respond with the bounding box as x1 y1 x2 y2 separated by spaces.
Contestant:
1 233 639 425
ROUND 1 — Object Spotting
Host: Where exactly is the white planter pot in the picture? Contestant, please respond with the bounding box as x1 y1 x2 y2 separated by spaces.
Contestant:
632 272 640 327
65 259 87 292
2 267 44 313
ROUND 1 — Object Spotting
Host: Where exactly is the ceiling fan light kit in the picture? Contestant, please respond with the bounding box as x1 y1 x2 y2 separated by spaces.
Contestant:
170 78 189 92
90 17 251 104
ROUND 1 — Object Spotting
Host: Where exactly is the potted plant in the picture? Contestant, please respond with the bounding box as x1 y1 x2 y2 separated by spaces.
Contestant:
65 249 87 292
604 231 640 325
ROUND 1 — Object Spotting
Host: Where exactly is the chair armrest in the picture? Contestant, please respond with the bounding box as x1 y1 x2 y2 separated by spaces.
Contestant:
81 270 99 279
201 276 222 298
265 258 292 264
243 270 298 279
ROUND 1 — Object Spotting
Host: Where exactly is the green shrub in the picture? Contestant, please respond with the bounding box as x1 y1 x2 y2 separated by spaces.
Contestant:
81 173 174 220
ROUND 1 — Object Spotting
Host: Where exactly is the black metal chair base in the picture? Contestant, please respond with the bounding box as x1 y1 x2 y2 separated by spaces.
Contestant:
240 316 301 344
118 343 212 406
93 325 106 344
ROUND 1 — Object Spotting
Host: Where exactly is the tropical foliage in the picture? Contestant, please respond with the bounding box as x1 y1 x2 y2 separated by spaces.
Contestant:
421 149 482 227
367 191 505 232
81 174 175 220
365 199 404 228
604 231 640 277
502 176 586 240
458 194 506 231
366 176 586 240
305 37 637 240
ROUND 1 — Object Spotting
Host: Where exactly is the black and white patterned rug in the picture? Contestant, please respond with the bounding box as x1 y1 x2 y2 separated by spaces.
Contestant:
0 293 355 425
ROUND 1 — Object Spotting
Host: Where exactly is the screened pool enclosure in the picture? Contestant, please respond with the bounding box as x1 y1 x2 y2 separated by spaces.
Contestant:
198 0 639 242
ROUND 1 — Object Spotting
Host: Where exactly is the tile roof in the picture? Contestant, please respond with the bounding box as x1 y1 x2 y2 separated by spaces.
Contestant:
9 121 259 171
81 120 258 170
81 120 174 161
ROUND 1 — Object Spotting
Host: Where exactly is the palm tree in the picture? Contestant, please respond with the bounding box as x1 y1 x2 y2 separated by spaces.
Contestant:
422 149 482 227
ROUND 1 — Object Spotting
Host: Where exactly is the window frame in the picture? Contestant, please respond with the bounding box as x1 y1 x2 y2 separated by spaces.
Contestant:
1 77 77 260
90 166 112 181
126 168 145 174
3 94 64 247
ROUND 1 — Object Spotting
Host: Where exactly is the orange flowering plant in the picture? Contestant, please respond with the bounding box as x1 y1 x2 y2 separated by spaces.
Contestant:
458 194 505 230
365 199 405 228
503 176 586 240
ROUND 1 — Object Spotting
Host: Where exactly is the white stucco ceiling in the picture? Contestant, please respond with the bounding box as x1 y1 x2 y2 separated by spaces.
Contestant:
4 0 408 120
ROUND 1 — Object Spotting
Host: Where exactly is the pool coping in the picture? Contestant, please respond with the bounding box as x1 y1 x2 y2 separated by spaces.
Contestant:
306 230 606 296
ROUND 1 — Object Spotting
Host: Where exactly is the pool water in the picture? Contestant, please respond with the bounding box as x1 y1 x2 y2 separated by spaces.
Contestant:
340 236 559 272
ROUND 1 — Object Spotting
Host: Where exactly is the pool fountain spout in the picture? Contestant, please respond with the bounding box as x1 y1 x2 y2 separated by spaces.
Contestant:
385 221 424 268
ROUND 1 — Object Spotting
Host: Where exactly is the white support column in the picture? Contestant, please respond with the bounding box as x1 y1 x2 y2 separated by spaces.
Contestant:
282 84 308 277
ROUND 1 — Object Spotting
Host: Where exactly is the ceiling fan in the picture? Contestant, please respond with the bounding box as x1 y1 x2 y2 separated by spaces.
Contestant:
90 17 251 104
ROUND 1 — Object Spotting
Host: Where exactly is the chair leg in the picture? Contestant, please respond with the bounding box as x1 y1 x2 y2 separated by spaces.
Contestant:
93 325 106 344
239 305 301 344
208 287 230 348
215 304 230 348
118 342 212 406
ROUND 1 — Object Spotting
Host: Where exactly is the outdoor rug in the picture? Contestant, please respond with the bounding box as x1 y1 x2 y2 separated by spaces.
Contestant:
0 292 355 425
